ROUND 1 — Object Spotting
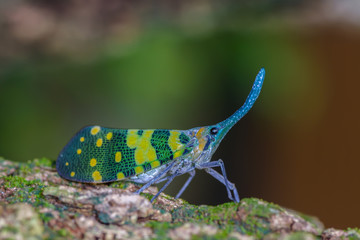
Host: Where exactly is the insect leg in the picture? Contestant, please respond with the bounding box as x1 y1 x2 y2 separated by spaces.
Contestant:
150 170 181 202
205 167 240 203
198 159 239 202
135 161 176 195
175 169 196 199
152 168 196 199
154 177 168 184
197 159 232 200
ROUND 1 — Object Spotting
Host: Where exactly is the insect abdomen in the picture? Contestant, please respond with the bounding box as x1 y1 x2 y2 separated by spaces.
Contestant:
56 126 191 183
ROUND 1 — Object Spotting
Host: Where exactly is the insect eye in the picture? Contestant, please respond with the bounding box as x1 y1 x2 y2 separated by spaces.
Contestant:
210 127 218 135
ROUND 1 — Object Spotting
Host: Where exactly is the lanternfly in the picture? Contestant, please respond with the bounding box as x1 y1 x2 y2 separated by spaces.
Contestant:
57 68 265 202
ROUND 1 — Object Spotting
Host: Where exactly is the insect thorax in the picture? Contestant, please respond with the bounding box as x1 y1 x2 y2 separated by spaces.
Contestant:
130 139 215 184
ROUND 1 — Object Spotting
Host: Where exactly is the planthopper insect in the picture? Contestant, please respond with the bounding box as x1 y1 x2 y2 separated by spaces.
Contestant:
57 68 265 202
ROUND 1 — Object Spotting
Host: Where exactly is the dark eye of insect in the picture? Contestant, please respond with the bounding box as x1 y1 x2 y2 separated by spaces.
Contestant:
210 127 218 135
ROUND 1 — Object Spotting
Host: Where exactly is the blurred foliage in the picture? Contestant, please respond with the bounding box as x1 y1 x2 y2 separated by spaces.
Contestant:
0 0 315 162
0 28 318 161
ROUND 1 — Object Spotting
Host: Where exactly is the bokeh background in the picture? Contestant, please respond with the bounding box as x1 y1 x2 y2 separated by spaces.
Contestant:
0 0 359 228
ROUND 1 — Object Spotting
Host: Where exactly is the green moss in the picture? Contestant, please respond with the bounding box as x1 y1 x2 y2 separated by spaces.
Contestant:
2 175 42 189
39 212 54 223
283 232 318 240
213 224 234 239
141 192 155 202
108 181 131 189
295 212 322 232
0 158 347 239
1 175 53 208
1 225 19 234
346 228 360 240
235 198 279 238
347 228 360 234
16 158 55 179
191 235 214 240
18 162 33 176
33 157 56 168
236 215 270 238
57 228 71 237
157 194 174 201
240 198 282 217
171 202 239 225
147 221 175 240
170 198 299 239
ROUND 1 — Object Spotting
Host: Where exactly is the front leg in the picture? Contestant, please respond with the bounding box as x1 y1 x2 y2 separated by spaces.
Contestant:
198 159 240 202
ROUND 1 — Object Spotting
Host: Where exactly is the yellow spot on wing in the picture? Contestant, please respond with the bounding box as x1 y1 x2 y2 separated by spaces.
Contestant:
106 132 113 140
115 152 122 162
127 130 138 148
174 150 183 159
150 160 160 168
92 171 102 181
117 172 125 180
139 137 150 149
135 150 145 165
96 138 103 147
90 158 97 167
70 172 75 177
168 131 182 152
135 166 144 175
147 150 156 162
91 126 101 135
77 149 82 154
80 137 85 142
65 162 69 166
126 130 157 166
133 130 156 165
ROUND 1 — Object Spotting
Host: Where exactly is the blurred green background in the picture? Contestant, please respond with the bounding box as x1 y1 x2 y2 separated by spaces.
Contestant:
1 0 359 228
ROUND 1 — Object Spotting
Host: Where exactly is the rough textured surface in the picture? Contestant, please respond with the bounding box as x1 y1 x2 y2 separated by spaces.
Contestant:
0 157 359 240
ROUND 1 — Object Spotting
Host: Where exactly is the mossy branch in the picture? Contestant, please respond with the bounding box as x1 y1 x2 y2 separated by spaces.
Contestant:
0 157 358 240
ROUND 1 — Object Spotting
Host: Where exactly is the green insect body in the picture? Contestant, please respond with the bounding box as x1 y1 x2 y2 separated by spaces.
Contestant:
57 127 192 182
57 68 265 202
